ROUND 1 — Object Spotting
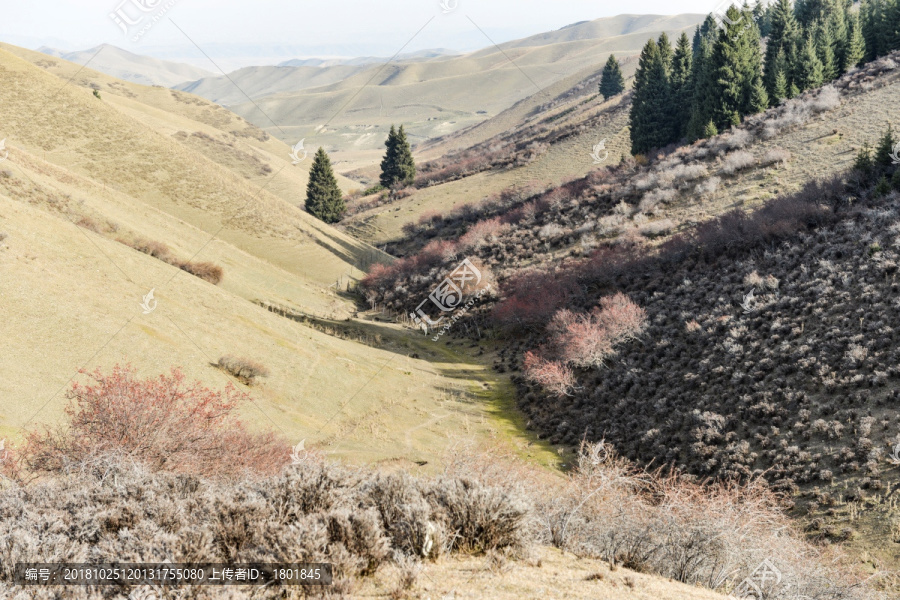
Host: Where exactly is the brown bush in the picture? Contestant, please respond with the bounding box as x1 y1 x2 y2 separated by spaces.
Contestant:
217 355 270 384
179 260 224 284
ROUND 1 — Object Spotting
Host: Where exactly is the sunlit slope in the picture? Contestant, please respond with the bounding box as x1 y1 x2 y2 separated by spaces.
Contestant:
0 45 380 288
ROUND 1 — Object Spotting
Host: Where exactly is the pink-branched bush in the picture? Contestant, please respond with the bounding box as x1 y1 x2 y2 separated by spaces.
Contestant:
547 293 647 369
20 365 289 479
523 351 575 397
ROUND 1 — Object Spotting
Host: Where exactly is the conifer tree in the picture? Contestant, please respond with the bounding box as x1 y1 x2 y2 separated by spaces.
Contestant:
795 34 825 91
749 74 770 113
670 32 694 140
814 18 838 81
686 35 718 141
876 123 898 166
710 5 761 129
845 11 866 70
599 54 626 100
764 0 801 102
379 125 416 188
772 65 789 104
305 148 345 224
826 0 850 75
657 32 674 75
629 39 673 154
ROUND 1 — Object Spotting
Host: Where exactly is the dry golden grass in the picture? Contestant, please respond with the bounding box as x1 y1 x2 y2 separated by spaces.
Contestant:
0 43 559 470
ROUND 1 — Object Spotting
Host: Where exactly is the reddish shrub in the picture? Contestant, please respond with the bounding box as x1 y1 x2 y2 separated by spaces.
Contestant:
492 270 575 330
523 352 575 397
458 217 507 250
20 365 289 478
546 294 646 369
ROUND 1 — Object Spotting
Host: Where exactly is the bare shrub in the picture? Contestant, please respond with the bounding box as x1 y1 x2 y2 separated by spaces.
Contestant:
179 260 224 284
19 365 288 479
538 223 565 239
666 163 709 183
695 177 721 199
537 443 870 598
638 219 675 238
523 351 575 396
124 235 174 261
811 85 841 112
639 188 677 213
725 129 753 149
458 217 508 250
761 148 792 167
542 293 647 370
217 355 270 384
721 151 755 175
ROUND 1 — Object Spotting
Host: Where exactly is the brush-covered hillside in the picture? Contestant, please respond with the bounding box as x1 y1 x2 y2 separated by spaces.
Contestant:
358 38 900 576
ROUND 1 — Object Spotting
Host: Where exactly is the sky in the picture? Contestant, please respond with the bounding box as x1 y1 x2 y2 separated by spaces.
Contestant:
0 0 718 68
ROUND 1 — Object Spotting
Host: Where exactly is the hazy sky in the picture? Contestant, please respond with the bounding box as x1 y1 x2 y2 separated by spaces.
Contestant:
0 0 717 66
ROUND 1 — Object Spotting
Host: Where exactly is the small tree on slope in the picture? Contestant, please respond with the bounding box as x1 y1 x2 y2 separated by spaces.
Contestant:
599 54 626 100
380 125 416 188
306 147 345 224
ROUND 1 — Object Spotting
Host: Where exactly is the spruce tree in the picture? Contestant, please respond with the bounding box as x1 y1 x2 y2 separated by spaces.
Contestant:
826 0 850 75
845 11 866 70
305 148 345 224
599 54 626 100
670 32 694 140
379 125 416 188
657 32 673 76
686 35 717 141
629 39 673 154
709 5 761 129
876 123 898 166
772 65 789 104
795 34 825 91
814 18 838 81
764 0 801 102
749 75 770 113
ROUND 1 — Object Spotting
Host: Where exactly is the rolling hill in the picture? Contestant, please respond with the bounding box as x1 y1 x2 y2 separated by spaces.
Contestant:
38 43 216 87
174 14 704 170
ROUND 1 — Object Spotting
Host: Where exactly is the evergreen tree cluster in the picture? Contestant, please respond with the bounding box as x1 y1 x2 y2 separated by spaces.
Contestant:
628 0 869 154
860 0 900 61
380 125 416 189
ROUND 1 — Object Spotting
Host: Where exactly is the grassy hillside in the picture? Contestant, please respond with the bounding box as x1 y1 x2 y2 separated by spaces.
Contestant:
39 43 216 87
0 43 560 472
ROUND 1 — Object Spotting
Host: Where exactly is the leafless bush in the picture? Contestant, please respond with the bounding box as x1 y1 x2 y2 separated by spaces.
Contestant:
811 85 841 112
695 176 721 199
639 188 677 213
639 219 675 238
538 223 565 239
721 151 755 176
217 355 270 384
761 148 792 167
